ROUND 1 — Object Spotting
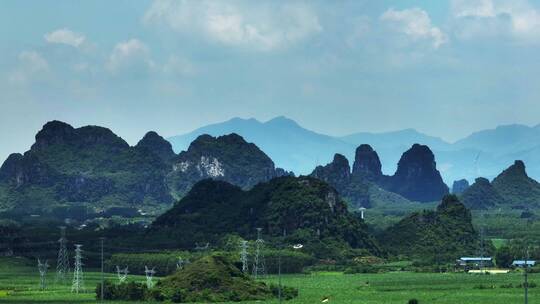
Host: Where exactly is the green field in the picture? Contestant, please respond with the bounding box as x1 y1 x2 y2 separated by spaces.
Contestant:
0 257 538 304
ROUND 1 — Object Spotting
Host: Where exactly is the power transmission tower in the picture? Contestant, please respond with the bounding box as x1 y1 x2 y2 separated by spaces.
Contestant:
55 226 70 283
99 238 105 303
252 228 266 279
176 257 186 270
116 266 129 283
524 248 529 304
195 242 210 252
145 266 156 288
479 226 486 274
37 258 49 290
240 240 249 273
71 244 85 293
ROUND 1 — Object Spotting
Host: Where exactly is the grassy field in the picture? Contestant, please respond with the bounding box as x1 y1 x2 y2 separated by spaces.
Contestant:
0 257 538 304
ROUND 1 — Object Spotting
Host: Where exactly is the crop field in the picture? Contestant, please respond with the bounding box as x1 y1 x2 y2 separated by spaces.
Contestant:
0 257 538 304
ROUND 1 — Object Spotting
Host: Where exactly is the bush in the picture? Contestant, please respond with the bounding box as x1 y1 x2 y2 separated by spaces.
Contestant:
344 265 380 274
96 281 148 301
515 282 537 288
495 246 513 268
264 250 316 274
408 299 419 304
269 284 299 300
473 284 495 289
500 283 513 288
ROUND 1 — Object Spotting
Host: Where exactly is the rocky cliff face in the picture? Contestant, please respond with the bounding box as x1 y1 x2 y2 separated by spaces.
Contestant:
310 148 413 208
310 143 449 206
383 144 449 202
167 133 283 196
352 144 382 181
311 154 351 194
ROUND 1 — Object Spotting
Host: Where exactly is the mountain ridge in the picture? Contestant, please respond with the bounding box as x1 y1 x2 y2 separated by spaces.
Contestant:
168 116 540 184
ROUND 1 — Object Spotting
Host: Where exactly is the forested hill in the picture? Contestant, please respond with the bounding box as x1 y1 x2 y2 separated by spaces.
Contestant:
379 195 481 261
152 176 382 257
460 160 540 209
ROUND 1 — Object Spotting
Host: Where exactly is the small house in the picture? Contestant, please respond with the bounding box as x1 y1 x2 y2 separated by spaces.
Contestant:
512 260 536 268
456 257 494 270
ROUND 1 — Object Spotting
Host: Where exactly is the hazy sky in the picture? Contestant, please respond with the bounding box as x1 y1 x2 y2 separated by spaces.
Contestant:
2 0 540 163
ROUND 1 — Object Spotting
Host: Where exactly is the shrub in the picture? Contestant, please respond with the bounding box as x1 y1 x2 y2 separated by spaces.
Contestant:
343 265 379 274
515 282 537 288
264 250 316 274
96 281 148 301
269 284 299 300
473 284 494 289
408 299 419 304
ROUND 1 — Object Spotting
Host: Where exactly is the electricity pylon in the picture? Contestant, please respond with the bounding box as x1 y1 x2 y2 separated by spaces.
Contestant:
71 244 85 293
116 266 129 283
37 258 49 290
145 266 156 288
252 228 266 279
55 226 70 283
176 257 186 270
240 240 249 273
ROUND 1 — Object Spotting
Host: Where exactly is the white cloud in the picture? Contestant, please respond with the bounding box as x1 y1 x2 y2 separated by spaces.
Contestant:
9 51 49 84
143 0 322 51
44 28 86 48
452 0 496 18
452 0 540 41
381 8 448 49
106 39 153 72
162 55 196 76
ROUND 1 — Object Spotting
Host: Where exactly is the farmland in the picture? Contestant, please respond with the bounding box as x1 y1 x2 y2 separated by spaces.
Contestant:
0 257 538 304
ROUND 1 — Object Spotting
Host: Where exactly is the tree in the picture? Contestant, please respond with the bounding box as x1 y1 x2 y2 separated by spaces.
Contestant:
496 246 513 268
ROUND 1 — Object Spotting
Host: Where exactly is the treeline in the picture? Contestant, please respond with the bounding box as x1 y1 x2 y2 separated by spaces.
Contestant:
106 249 315 276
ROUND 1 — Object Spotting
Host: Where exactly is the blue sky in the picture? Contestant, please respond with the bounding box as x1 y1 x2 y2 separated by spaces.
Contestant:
1 0 540 162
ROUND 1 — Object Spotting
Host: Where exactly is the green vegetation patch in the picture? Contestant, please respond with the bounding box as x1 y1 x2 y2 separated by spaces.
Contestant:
154 255 276 302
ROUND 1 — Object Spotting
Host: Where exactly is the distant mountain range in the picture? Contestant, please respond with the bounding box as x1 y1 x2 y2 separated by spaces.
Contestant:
169 117 353 178
168 117 540 184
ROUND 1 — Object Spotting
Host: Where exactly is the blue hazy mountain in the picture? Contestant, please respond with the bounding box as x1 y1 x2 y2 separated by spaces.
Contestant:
168 117 540 184
168 116 355 175
454 124 540 156
453 124 540 181
340 128 452 151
